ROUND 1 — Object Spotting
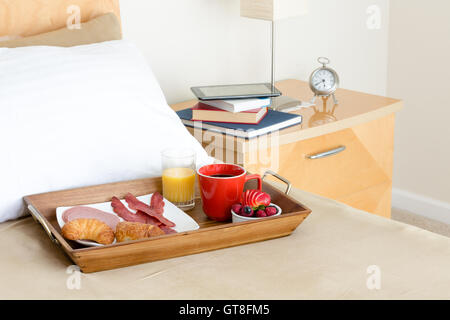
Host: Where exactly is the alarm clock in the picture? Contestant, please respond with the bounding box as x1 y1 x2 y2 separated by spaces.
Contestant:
309 57 339 105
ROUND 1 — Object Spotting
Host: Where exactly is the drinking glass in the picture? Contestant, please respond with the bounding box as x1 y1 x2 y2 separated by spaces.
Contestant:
161 148 196 211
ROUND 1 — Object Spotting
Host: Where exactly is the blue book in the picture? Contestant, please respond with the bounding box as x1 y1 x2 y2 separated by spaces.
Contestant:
177 108 302 139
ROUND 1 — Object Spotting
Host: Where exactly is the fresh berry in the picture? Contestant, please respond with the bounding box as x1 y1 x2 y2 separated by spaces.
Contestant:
256 210 267 217
240 206 254 217
232 204 242 214
265 206 278 216
242 190 271 209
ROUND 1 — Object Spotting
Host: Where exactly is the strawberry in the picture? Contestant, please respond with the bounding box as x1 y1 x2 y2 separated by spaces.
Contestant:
242 190 271 209
242 190 256 207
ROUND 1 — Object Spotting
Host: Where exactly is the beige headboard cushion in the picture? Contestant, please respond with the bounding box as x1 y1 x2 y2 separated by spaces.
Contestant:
0 0 120 38
0 13 122 48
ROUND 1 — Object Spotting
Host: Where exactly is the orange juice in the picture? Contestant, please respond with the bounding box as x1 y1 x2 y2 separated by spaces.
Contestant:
162 167 196 203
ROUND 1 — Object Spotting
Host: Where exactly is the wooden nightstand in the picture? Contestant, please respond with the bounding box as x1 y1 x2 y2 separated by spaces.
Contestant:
171 80 403 218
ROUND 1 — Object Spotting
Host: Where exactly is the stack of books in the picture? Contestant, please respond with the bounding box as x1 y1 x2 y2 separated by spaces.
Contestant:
177 97 302 139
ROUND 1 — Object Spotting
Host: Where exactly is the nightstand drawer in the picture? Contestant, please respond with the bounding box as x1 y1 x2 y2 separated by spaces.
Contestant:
245 115 395 217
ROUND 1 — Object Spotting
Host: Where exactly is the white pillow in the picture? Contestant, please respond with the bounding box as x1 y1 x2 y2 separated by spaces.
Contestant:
0 40 213 223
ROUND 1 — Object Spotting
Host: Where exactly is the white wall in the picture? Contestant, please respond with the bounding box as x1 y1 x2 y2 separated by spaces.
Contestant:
120 0 389 104
388 0 450 218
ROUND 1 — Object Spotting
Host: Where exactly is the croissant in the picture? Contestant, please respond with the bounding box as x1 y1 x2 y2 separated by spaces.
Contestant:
62 218 115 245
115 221 165 243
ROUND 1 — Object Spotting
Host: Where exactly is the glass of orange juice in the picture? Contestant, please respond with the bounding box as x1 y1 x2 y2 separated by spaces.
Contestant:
161 148 196 211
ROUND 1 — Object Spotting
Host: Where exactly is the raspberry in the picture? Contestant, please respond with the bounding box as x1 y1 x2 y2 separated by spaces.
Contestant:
232 204 242 214
256 210 267 217
265 206 278 216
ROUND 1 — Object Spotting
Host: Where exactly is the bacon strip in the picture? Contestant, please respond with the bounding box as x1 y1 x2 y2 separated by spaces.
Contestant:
111 196 177 235
125 193 176 227
148 193 176 233
138 211 163 226
111 197 159 226
150 192 165 215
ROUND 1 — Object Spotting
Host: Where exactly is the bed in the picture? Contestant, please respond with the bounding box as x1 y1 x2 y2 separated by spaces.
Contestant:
1 183 450 299
0 0 449 300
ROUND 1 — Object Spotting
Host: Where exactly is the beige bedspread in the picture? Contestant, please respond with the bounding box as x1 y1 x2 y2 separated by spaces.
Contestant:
1 184 449 300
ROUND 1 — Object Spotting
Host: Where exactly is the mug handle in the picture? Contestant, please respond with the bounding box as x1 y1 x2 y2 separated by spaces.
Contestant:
245 174 262 191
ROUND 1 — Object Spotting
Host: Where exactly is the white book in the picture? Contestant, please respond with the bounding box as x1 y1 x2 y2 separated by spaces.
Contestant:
201 97 271 113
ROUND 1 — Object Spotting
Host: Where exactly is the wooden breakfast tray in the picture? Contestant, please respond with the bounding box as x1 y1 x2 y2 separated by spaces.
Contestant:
24 172 311 273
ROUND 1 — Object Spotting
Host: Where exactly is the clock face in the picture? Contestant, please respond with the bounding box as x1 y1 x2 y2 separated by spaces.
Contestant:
311 69 336 93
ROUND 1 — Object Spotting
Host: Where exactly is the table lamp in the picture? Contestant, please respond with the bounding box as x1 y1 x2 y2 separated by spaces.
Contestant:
240 0 309 111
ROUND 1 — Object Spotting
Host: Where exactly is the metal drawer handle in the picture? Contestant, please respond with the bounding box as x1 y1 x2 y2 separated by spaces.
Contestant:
262 170 292 195
28 204 59 245
307 146 346 160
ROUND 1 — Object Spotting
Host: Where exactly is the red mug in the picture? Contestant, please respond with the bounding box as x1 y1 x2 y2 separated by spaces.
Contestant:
197 164 262 221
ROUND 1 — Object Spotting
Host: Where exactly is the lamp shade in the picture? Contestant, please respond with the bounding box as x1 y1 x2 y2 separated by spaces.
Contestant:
240 0 309 21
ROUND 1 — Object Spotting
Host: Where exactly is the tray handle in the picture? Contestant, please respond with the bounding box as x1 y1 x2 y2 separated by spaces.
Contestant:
262 170 292 195
28 204 60 246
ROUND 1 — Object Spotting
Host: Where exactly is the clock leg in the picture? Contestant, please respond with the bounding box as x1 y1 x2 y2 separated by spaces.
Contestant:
310 94 318 105
332 93 339 105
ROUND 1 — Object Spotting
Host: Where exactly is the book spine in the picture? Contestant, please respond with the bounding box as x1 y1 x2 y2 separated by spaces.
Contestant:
190 119 263 125
200 101 232 112
192 108 267 125
201 100 271 113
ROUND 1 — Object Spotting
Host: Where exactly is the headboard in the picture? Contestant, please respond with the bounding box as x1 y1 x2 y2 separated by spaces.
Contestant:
0 0 120 38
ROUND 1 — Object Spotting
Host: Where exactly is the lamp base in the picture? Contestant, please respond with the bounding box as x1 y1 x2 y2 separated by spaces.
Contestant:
271 96 312 113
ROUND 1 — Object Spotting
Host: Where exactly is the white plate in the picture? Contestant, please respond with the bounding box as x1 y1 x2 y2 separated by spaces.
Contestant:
56 193 200 247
